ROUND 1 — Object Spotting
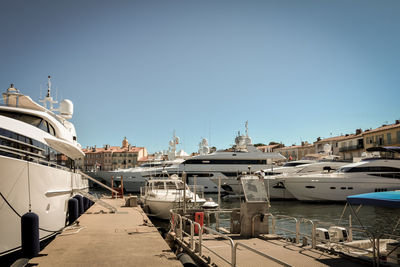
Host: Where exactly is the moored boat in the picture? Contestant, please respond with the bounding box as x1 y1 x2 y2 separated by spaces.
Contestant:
0 77 88 256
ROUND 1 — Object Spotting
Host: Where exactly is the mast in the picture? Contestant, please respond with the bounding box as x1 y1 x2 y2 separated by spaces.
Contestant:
39 76 58 111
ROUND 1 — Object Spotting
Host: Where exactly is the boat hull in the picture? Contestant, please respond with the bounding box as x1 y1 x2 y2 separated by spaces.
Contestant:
0 156 88 256
285 175 400 201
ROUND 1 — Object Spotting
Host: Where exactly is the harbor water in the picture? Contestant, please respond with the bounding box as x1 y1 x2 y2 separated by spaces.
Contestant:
91 189 400 240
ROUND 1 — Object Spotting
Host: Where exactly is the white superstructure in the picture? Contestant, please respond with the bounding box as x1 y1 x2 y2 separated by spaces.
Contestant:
0 78 88 256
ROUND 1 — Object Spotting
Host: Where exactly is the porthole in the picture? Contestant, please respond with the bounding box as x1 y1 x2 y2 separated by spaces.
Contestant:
305 186 315 189
340 187 346 190
330 187 336 190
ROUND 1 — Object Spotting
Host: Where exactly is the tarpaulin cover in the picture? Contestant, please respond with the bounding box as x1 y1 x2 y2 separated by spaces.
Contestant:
347 191 400 208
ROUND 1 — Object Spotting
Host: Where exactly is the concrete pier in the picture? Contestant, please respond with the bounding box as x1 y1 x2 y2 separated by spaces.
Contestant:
29 197 181 266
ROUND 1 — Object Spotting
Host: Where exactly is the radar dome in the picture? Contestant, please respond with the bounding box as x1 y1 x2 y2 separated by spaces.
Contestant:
60 99 73 119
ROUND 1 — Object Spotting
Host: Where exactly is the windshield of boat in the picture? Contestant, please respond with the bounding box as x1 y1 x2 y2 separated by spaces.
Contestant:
166 181 178 189
337 165 400 173
153 181 165 189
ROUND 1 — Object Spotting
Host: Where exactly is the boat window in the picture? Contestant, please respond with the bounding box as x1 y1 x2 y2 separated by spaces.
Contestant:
38 119 49 132
153 181 165 189
0 111 42 127
165 181 177 189
184 159 268 165
344 166 400 173
283 162 307 167
0 111 56 136
0 127 74 171
48 124 56 136
337 167 353 173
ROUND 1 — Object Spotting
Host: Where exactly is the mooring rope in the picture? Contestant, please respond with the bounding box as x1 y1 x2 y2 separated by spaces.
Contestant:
0 191 62 233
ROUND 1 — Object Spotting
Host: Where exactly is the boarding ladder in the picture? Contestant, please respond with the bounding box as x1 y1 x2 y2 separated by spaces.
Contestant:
76 189 117 213
77 171 120 213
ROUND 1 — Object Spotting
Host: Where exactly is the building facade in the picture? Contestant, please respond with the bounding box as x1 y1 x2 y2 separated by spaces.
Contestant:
274 142 314 161
82 137 148 171
363 121 400 151
337 130 364 160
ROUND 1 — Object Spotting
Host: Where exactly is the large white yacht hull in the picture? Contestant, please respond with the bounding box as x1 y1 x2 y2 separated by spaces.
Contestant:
264 177 296 199
0 156 88 256
93 170 220 193
285 175 400 201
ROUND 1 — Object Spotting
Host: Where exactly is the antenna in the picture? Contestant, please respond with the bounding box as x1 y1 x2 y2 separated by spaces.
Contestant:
39 75 58 111
245 120 249 137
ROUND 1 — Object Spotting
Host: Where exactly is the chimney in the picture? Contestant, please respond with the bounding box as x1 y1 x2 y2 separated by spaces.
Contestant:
301 141 305 146
355 128 362 135
317 137 321 142
396 120 400 125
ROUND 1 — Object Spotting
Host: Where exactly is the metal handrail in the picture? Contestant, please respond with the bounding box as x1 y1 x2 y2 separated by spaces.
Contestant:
203 225 236 267
299 218 316 248
234 242 292 267
273 215 299 243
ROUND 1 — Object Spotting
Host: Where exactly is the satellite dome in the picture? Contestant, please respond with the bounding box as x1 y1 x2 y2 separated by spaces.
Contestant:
60 99 73 119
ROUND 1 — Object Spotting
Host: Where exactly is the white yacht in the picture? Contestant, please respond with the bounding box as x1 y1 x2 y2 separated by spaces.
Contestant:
140 176 207 220
92 134 221 193
262 159 348 199
0 78 88 256
284 148 400 201
181 122 285 193
94 122 285 194
94 158 185 192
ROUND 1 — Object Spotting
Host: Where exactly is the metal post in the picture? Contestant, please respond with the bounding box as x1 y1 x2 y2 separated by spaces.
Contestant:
120 175 124 198
190 222 194 250
194 175 197 205
349 214 353 242
218 176 221 210
296 220 300 244
311 224 316 249
111 176 114 198
182 172 187 214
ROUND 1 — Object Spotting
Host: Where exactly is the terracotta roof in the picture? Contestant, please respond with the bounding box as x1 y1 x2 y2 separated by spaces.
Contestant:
363 123 400 135
336 133 363 142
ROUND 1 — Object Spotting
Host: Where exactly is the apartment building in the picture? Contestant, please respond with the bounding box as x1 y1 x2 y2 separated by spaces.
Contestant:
82 137 148 171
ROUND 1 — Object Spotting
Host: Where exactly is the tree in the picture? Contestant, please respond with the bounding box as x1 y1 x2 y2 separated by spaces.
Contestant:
253 143 266 147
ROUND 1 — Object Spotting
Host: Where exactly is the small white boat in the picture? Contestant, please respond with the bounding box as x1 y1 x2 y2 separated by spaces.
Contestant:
140 176 208 220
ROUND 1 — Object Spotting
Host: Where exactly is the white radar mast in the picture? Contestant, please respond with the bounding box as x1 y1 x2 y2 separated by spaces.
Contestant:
39 76 58 111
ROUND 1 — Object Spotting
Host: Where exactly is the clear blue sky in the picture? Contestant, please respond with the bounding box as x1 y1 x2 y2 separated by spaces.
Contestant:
1 0 399 153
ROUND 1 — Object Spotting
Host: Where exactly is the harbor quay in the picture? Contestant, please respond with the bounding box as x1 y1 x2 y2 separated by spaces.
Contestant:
27 197 182 267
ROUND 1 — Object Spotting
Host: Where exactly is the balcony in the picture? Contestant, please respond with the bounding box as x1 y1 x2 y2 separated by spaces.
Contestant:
339 144 364 152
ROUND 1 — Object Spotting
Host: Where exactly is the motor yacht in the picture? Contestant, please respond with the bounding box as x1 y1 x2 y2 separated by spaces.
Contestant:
180 122 285 193
263 158 348 199
140 175 208 220
284 147 400 201
0 78 88 256
94 122 285 194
